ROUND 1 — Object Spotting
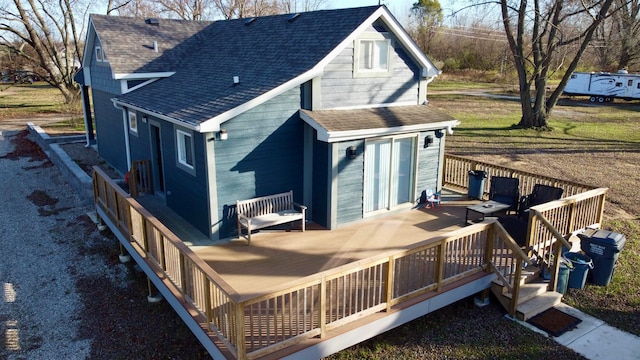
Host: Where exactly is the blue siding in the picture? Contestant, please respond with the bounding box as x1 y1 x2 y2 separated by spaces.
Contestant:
163 124 209 236
128 110 151 162
214 88 304 239
321 23 420 109
415 131 442 194
312 138 330 228
336 140 364 226
89 38 121 94
92 89 128 173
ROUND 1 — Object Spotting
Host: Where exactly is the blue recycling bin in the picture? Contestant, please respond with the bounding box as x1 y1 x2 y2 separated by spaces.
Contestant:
578 229 626 286
556 263 571 294
468 170 487 200
565 252 593 289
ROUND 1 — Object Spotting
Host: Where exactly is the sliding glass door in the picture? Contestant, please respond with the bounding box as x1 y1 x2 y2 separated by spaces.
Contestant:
364 136 415 214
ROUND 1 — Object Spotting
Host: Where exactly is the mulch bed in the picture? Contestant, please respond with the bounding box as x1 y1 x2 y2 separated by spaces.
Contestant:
528 307 582 337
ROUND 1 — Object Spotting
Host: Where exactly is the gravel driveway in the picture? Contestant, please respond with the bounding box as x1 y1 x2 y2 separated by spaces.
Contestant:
0 129 93 358
0 129 208 359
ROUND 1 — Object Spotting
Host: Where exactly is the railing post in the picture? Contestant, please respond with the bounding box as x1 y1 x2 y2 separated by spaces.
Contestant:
548 241 562 292
484 224 495 271
597 192 607 226
436 242 445 292
204 273 212 323
235 302 246 360
509 259 523 317
385 256 395 312
320 278 327 338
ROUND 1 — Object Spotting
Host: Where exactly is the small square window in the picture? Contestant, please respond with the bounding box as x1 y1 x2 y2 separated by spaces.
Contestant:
359 39 390 72
128 111 137 134
95 47 103 62
354 33 393 78
628 80 633 86
177 129 194 169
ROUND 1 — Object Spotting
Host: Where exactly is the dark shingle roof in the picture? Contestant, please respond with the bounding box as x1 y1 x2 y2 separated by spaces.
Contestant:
112 6 382 127
90 15 212 74
300 106 457 132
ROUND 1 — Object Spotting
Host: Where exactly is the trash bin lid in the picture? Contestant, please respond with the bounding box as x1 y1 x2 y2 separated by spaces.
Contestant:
578 229 626 251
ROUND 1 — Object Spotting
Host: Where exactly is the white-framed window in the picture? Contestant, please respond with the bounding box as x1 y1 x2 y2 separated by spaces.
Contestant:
128 111 138 134
95 47 103 62
354 32 392 77
176 129 194 170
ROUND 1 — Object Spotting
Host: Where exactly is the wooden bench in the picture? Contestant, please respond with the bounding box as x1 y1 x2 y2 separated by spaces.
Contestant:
236 191 306 245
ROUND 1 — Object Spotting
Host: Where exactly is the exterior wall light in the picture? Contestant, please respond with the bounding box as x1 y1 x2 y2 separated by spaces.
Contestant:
424 135 434 148
219 129 228 140
348 146 357 159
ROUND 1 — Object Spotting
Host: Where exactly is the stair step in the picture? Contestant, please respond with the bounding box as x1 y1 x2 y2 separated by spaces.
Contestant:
516 291 563 321
492 266 542 290
503 281 549 303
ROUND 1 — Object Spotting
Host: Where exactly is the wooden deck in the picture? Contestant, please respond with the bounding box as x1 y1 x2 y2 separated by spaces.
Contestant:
94 156 608 359
139 193 478 298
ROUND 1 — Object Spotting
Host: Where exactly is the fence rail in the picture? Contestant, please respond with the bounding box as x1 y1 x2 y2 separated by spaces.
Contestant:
443 154 597 198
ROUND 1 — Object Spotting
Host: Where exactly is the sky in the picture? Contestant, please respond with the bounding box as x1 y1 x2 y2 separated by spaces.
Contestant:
329 0 463 26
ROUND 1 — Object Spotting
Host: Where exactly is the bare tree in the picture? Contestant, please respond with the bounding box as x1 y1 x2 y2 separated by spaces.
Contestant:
612 0 640 70
0 0 89 104
499 0 615 128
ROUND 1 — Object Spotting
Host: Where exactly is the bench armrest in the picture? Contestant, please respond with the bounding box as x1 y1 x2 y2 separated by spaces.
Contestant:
238 213 251 224
292 202 307 211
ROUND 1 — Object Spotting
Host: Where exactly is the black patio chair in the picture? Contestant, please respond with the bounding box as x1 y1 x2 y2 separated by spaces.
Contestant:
488 176 520 214
518 184 564 219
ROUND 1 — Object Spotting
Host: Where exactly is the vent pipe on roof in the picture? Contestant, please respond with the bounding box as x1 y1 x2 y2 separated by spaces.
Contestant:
145 18 159 25
153 41 158 52
233 76 240 85
288 13 301 22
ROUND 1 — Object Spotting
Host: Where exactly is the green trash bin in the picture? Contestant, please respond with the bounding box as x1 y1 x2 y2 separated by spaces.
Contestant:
565 252 593 289
556 263 571 294
468 170 487 200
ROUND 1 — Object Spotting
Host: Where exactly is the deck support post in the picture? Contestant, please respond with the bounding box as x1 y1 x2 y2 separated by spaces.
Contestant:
146 278 163 303
118 242 131 263
474 289 491 307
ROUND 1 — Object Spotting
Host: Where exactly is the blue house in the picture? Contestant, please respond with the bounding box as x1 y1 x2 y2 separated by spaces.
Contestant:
78 5 459 242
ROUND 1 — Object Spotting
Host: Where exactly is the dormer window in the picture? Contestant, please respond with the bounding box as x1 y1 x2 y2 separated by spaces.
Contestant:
95 47 103 62
95 46 108 63
354 32 392 77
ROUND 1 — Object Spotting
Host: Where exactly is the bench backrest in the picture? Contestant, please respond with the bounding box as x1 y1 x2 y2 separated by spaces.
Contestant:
236 191 294 218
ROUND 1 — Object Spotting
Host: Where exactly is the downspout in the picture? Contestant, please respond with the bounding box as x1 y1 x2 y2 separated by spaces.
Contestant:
113 101 132 170
81 85 96 146
420 68 441 105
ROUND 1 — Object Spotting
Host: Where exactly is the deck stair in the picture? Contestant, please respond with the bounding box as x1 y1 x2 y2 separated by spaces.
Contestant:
491 265 563 321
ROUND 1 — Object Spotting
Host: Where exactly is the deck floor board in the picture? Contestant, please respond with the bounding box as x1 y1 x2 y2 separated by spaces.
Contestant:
139 193 481 297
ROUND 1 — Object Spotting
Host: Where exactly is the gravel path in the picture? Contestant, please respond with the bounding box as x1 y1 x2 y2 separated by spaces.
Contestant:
0 129 92 358
0 128 209 359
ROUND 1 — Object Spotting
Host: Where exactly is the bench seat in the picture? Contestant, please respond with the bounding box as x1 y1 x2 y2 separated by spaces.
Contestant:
236 191 306 245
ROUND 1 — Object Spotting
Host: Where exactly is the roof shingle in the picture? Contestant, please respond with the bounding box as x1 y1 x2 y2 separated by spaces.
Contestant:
106 6 382 126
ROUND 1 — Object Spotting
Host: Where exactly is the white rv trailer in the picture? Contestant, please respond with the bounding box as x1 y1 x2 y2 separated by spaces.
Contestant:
563 71 640 103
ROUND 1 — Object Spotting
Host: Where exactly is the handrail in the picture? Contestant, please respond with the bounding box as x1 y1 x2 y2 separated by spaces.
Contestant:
443 154 597 197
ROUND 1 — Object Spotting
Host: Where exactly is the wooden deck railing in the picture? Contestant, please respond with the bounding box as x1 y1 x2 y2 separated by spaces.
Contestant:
93 166 529 359
93 155 608 359
443 154 608 294
524 188 607 291
443 154 597 197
